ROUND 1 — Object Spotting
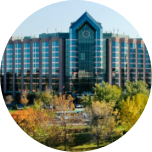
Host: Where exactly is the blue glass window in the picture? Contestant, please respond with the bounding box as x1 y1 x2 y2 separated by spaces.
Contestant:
95 52 102 56
33 59 39 62
112 53 119 57
112 42 119 47
24 49 30 53
95 57 102 62
70 58 78 62
130 64 136 68
33 64 39 68
121 58 127 62
7 55 13 58
130 59 136 63
42 42 49 47
70 40 78 45
138 64 143 68
24 43 30 47
15 55 21 58
96 47 102 51
42 64 49 68
112 63 119 67
113 58 119 62
7 65 13 68
130 54 135 58
42 48 49 52
52 47 59 51
52 41 59 46
52 63 59 67
42 58 49 62
33 49 39 53
138 44 144 48
146 64 151 68
95 63 102 67
146 60 150 63
121 43 128 47
70 46 77 51
121 64 127 68
24 64 30 68
138 59 143 63
33 54 39 58
7 50 13 53
70 52 78 56
33 43 39 47
52 69 59 73
70 63 78 67
7 44 13 49
121 54 127 58
15 44 21 48
130 49 136 53
24 59 30 63
130 43 136 48
42 53 49 57
52 58 59 62
15 50 21 53
112 48 119 52
138 54 143 58
24 54 30 58
121 49 128 53
52 53 59 57
138 50 143 53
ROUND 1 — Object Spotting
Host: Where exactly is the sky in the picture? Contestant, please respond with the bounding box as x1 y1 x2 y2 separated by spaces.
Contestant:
13 0 141 38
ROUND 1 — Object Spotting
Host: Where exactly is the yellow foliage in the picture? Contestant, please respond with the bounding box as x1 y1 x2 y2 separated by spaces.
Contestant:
121 93 148 130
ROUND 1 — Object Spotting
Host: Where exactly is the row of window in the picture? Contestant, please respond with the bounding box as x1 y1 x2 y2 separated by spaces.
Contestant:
112 42 144 49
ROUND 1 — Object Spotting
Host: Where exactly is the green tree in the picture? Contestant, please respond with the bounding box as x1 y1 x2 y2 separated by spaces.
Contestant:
124 80 149 99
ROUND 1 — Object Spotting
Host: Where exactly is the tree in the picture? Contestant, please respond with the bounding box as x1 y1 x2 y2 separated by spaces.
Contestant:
84 101 121 148
121 93 148 130
5 95 13 104
93 81 122 103
53 93 80 151
124 80 150 99
20 90 29 106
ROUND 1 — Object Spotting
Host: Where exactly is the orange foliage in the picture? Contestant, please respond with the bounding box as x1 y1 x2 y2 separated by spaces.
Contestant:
11 108 49 135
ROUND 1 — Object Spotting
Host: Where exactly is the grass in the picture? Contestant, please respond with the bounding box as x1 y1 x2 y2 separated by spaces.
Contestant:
9 110 17 114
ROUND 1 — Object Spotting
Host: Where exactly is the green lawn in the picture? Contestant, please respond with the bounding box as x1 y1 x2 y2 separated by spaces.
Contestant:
9 110 17 114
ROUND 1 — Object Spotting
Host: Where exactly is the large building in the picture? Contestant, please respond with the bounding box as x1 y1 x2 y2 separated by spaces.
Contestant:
0 12 151 97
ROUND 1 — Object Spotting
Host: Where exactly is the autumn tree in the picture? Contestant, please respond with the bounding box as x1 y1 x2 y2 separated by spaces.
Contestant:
121 93 148 130
84 101 122 148
20 90 29 106
53 93 80 151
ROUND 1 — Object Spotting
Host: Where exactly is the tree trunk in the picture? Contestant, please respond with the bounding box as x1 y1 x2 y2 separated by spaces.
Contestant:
96 137 99 148
111 135 113 143
64 123 67 151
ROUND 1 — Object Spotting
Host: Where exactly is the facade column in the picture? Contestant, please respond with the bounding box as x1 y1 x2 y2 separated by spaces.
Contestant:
12 42 15 97
4 48 7 93
30 40 33 92
108 39 112 85
39 40 42 91
21 41 24 91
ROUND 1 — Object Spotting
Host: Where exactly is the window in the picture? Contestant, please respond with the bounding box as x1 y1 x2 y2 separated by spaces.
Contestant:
52 41 59 46
113 58 119 62
121 43 128 47
112 42 119 47
42 42 49 47
81 53 85 60
52 47 59 51
130 43 136 48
